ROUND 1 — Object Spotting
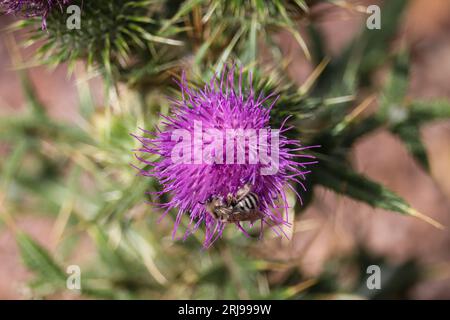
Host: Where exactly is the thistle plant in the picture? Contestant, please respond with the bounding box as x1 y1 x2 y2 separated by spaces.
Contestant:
135 67 317 247
0 0 70 28
1 0 449 299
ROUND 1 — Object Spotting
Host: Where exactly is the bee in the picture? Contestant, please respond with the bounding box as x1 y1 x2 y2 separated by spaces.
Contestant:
203 196 233 222
203 184 264 223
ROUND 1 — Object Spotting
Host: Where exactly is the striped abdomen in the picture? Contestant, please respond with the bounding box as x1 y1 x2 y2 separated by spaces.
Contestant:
235 192 259 213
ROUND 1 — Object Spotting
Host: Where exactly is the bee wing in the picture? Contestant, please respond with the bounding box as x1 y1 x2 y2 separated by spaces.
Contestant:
230 207 263 222
235 183 251 201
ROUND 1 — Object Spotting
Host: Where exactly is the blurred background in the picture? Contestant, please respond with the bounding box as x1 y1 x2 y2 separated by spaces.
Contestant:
0 0 449 299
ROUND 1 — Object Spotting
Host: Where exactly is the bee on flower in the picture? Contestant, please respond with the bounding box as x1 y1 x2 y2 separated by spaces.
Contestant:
134 67 318 247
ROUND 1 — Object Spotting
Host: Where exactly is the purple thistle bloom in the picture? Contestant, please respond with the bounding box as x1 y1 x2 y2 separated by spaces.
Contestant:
134 67 318 247
0 0 71 28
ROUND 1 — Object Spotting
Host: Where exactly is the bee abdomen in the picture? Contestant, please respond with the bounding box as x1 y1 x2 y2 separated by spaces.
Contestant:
236 192 259 212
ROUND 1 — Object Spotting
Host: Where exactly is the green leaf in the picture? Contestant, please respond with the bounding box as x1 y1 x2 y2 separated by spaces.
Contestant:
380 51 410 120
392 123 429 171
1 140 28 188
378 52 450 170
357 0 409 78
214 27 246 74
377 51 431 170
409 100 450 124
387 99 450 171
160 0 206 32
316 0 408 95
315 159 443 229
19 71 47 119
16 232 66 285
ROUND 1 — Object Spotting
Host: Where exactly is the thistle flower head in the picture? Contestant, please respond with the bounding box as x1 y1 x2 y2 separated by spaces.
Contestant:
0 0 70 28
135 67 317 247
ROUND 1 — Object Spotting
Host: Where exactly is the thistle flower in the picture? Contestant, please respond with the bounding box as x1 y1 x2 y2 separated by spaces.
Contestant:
135 68 317 247
0 0 70 28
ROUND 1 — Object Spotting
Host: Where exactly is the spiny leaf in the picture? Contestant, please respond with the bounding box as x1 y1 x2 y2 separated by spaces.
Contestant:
20 0 175 81
379 51 409 119
409 100 450 124
315 0 408 95
379 51 450 171
16 232 67 285
315 159 443 229
1 140 28 189
19 71 47 119
160 0 206 32
388 99 450 171
392 123 430 171
379 50 410 131
357 0 409 78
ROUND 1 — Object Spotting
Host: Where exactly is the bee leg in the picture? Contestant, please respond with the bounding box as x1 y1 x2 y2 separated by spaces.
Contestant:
222 207 233 223
226 193 235 206
258 219 264 240
209 210 219 220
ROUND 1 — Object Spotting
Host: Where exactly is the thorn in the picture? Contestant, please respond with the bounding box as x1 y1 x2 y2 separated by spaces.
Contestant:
332 93 377 135
299 57 330 96
344 94 376 123
409 208 445 230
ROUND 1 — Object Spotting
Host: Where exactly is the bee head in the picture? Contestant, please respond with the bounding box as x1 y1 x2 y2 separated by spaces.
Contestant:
200 196 223 212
